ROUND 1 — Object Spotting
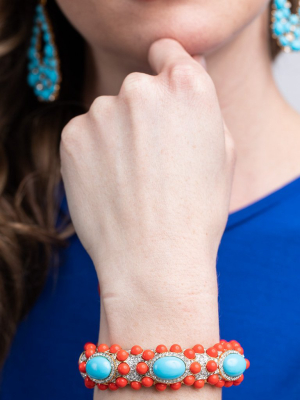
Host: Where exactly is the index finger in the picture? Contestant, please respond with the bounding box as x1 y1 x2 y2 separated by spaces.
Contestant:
148 38 204 76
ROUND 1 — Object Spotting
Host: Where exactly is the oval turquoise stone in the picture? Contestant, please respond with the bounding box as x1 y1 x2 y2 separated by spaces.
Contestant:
223 354 246 377
86 356 112 380
153 356 186 380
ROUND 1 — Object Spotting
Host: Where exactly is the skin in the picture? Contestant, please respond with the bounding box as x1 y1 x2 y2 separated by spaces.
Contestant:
58 0 300 398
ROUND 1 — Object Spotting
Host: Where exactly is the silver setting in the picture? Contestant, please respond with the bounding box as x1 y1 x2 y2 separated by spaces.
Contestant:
218 350 244 382
122 354 144 382
79 352 87 379
194 352 220 381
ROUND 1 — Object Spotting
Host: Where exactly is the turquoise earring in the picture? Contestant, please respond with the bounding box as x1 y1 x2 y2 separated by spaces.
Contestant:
27 0 61 102
272 0 300 52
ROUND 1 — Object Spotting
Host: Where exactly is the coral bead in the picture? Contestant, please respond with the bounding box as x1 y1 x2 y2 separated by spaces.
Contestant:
156 383 167 391
136 362 149 375
117 350 129 361
229 340 240 346
131 381 142 390
220 340 227 346
84 377 95 389
236 347 244 355
207 374 219 385
131 345 143 355
245 359 250 369
84 343 96 351
156 344 168 353
193 344 204 354
98 344 109 353
170 344 182 353
118 363 130 375
234 374 244 384
184 349 195 359
142 377 154 387
233 381 241 386
190 362 201 374
110 344 121 353
206 360 218 373
223 343 233 351
78 362 86 373
206 347 218 358
142 350 155 360
215 380 225 388
184 375 195 386
224 381 233 387
194 379 205 389
116 377 128 388
97 384 108 390
85 348 96 358
108 383 118 391
214 343 223 352
170 382 182 390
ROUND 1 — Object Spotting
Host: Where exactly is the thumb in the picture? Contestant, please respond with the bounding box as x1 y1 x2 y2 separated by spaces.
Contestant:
148 38 206 76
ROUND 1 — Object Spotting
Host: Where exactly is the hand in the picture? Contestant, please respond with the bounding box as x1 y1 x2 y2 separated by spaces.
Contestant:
60 38 235 301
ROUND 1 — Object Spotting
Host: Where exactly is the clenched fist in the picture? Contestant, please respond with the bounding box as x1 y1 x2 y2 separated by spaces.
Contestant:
60 38 235 303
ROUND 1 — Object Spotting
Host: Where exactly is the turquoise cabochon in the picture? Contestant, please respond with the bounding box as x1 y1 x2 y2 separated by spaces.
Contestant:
153 356 186 380
86 356 112 380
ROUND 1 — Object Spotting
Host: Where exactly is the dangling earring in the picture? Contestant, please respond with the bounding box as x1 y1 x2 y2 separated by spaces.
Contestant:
27 0 61 102
271 0 300 52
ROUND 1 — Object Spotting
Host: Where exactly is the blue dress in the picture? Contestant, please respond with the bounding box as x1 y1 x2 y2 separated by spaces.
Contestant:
1 177 300 399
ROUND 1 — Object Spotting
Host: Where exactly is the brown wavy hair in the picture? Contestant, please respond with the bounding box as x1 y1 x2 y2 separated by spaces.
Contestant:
0 0 294 366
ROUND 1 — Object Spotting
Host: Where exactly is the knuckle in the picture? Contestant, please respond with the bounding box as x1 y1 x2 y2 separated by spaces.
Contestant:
168 63 198 90
60 115 84 156
168 63 216 97
89 95 115 120
120 72 152 99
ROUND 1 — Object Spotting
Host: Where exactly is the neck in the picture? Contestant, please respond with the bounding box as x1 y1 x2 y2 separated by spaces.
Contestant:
83 8 300 212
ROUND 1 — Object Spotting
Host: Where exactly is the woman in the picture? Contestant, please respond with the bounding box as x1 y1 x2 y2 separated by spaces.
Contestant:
0 0 299 398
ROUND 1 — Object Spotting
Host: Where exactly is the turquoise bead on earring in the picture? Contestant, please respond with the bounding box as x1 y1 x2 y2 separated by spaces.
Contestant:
27 2 61 101
271 0 300 52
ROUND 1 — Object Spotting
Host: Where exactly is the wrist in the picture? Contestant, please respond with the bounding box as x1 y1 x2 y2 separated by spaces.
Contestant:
96 236 220 349
99 269 219 350
95 235 218 291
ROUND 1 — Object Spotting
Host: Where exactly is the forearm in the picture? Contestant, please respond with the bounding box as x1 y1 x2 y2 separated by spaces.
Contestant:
60 38 233 400
95 243 221 400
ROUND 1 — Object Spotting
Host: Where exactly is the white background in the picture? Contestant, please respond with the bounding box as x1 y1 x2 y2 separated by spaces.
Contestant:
273 51 300 113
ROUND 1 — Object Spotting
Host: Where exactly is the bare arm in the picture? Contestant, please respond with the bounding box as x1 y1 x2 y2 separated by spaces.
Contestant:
60 38 235 400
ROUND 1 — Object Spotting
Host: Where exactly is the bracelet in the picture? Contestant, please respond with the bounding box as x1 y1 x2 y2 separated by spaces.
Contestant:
78 340 250 391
